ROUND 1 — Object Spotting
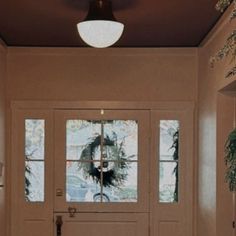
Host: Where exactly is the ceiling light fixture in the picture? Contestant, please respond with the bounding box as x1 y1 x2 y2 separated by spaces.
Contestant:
77 0 124 48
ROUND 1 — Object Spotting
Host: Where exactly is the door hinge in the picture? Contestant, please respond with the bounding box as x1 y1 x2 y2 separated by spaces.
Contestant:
232 221 235 228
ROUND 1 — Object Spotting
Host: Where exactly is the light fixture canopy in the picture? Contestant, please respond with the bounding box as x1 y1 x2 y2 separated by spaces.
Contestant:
77 0 124 48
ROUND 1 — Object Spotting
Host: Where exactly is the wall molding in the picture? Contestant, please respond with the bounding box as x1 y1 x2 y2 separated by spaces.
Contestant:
11 100 195 111
7 47 197 57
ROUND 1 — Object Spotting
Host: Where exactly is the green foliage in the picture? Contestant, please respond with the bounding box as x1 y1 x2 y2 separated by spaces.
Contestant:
171 130 179 202
216 0 233 12
225 66 236 78
25 165 31 199
25 157 32 201
210 30 236 68
225 128 236 191
210 0 236 78
230 6 236 20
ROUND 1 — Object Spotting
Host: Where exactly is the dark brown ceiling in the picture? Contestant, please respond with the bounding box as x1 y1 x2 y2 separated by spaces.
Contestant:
0 0 221 47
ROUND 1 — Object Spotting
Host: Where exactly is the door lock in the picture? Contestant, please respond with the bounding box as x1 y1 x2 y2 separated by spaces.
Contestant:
68 207 76 217
56 188 63 197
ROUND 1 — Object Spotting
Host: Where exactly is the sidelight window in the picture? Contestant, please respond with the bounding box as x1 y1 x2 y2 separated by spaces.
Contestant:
159 120 180 203
25 119 45 202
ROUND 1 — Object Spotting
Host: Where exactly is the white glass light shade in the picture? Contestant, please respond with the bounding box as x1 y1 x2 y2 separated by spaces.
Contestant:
77 20 124 48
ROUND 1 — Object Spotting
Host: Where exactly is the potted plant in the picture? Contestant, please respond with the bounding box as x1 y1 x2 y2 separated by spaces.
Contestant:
225 128 236 191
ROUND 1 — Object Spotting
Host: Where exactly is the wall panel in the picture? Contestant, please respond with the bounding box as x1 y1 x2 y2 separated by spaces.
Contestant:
6 48 197 103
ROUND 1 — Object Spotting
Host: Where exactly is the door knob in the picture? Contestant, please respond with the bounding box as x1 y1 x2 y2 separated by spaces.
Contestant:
68 207 76 217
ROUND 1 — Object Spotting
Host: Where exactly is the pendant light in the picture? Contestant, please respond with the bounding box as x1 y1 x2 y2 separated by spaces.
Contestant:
77 0 124 48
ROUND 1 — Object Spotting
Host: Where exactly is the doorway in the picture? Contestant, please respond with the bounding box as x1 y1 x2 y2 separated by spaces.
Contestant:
10 102 194 236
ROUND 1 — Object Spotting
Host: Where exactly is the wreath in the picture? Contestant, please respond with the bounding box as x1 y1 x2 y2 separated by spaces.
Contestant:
78 134 131 187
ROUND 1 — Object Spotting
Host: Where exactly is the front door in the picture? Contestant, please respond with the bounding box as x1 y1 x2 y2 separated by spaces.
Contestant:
10 103 193 236
53 109 150 236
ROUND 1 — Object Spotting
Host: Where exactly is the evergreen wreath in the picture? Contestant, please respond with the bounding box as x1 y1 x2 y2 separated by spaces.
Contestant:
78 134 131 187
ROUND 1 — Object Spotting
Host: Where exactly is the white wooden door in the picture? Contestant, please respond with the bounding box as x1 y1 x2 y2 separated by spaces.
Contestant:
53 109 150 236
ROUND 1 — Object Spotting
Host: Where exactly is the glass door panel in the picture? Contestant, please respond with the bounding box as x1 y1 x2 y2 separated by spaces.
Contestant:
159 120 180 203
25 119 45 202
54 110 149 213
66 119 138 203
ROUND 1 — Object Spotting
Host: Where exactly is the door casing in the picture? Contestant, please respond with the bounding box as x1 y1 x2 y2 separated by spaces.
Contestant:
9 101 195 236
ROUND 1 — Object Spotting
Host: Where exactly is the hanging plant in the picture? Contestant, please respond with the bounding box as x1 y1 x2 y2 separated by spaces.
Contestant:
210 0 236 78
210 30 236 67
216 0 234 12
225 128 236 191
79 134 131 188
230 5 236 20
225 66 236 77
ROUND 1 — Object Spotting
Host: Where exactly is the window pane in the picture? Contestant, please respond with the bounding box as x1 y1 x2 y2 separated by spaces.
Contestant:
66 119 138 203
159 120 179 203
66 120 101 160
25 161 44 202
25 119 45 160
104 120 138 161
159 120 179 161
25 119 45 202
66 161 101 202
103 162 138 202
159 162 178 203
66 161 138 203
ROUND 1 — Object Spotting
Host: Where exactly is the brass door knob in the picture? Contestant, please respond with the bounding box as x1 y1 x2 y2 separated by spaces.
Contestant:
68 207 76 217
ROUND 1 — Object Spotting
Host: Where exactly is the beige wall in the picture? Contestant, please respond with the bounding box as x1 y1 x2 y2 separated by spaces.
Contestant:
5 47 198 236
6 48 197 103
198 4 236 236
0 40 6 236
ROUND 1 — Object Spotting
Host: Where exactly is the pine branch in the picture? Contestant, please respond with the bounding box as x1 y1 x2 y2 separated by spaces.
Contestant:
216 0 233 12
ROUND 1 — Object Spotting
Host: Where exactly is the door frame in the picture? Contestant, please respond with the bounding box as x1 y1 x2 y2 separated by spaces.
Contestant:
9 101 195 236
11 101 194 111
